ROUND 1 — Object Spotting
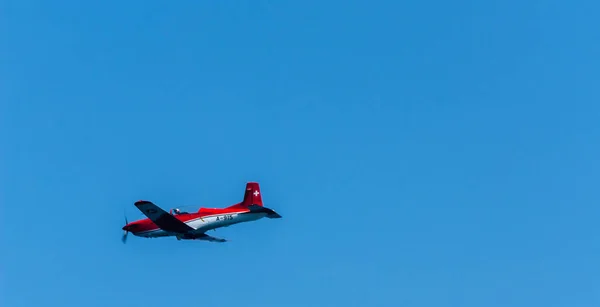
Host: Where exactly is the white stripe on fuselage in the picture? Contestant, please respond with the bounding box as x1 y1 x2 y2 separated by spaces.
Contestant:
133 212 267 238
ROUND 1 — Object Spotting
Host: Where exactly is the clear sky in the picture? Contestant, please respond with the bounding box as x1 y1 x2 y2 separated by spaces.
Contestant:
2 1 599 306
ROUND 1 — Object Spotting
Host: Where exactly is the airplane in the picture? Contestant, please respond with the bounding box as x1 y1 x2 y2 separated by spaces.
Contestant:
121 182 281 243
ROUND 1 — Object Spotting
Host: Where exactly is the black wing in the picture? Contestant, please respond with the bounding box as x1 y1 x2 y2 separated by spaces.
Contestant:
134 200 194 233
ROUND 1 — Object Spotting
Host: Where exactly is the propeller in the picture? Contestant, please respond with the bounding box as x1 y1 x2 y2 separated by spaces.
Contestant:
122 216 129 244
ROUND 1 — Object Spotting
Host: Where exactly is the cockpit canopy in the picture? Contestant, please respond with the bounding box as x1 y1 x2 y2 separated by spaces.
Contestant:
170 208 189 215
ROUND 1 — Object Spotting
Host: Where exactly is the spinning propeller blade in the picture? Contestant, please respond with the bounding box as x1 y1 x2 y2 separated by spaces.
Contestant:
122 216 129 244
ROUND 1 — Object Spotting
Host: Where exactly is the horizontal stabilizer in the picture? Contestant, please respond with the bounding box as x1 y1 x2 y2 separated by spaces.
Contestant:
247 204 282 219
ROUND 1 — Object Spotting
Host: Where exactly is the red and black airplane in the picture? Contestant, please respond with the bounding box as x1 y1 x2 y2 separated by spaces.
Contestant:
121 182 281 243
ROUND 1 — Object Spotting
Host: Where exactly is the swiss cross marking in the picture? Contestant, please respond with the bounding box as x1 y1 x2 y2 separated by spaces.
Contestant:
253 190 259 196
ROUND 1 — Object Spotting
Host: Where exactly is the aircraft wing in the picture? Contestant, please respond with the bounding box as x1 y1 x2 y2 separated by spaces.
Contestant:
194 233 227 243
134 200 194 233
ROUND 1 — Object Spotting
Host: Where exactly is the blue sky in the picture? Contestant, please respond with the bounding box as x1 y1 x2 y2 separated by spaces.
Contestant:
2 0 600 306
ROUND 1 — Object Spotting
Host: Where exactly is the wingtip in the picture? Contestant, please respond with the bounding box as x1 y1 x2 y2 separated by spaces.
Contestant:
134 200 152 206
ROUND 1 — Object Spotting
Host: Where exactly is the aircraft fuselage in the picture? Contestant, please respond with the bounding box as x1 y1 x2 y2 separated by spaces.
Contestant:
131 211 267 238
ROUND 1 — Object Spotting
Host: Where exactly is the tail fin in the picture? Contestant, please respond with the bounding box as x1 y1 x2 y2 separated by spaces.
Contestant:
241 182 263 207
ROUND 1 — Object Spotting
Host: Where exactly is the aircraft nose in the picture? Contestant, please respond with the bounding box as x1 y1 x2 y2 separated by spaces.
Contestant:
123 222 139 232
